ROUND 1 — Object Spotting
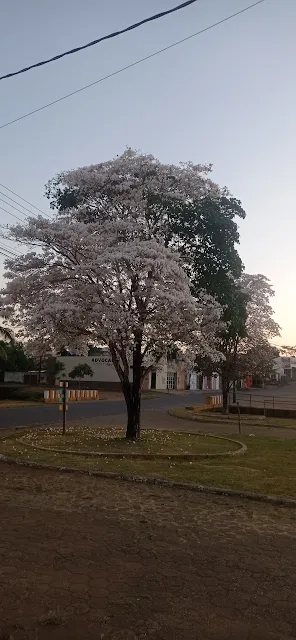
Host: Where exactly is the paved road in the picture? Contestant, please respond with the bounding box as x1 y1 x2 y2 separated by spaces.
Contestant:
0 391 204 429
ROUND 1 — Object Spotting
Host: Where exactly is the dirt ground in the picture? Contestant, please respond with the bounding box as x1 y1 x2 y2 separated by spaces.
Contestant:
1 462 296 640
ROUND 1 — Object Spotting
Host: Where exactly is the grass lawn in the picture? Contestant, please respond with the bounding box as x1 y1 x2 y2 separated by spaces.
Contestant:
17 427 239 455
1 427 296 499
172 407 296 429
0 400 44 408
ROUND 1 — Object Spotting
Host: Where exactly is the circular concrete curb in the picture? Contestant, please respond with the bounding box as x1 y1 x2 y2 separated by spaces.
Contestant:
0 451 295 508
17 430 247 460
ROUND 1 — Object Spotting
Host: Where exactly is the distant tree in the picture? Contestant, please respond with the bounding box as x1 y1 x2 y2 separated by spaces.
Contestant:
237 342 279 385
87 344 107 355
0 340 34 372
68 363 94 379
0 325 14 362
46 359 65 385
25 337 54 383
196 274 280 409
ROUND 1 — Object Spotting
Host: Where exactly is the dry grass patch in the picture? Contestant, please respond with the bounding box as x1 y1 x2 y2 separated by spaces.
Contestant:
173 407 296 429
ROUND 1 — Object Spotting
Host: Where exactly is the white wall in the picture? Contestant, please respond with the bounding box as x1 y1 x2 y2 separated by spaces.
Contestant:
202 374 221 391
156 365 168 390
4 371 24 383
146 360 168 390
57 354 182 390
189 372 197 390
57 355 133 383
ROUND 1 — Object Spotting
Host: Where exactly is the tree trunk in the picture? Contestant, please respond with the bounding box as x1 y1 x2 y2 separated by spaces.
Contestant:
38 356 42 385
123 338 142 440
221 374 229 414
125 390 141 440
232 380 237 404
222 390 228 413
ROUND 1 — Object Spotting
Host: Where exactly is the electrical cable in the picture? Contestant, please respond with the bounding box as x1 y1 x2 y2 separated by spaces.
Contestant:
0 0 200 81
0 204 27 223
0 0 267 130
0 250 11 260
0 183 51 217
0 242 20 257
0 239 22 255
0 248 17 260
0 190 42 218
0 197 29 219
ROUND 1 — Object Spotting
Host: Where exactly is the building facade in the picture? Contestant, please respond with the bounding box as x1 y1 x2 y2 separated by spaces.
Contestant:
56 354 188 391
272 356 296 382
189 371 221 391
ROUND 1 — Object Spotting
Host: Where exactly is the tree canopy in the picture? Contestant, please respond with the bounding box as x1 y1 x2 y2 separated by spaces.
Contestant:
2 216 222 438
45 149 246 300
196 273 281 406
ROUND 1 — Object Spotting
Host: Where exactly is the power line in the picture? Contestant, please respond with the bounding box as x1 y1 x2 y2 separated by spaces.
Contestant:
0 250 14 260
0 204 26 223
0 242 20 257
0 0 200 81
0 0 267 131
0 239 22 255
0 183 51 217
0 238 23 254
0 190 41 217
0 197 28 219
0 246 18 260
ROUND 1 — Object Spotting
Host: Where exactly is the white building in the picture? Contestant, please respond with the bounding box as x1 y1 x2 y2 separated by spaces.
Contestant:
189 371 221 391
56 353 188 391
272 356 296 382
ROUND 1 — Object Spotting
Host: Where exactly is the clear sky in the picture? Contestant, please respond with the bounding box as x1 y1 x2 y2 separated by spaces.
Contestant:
0 0 295 344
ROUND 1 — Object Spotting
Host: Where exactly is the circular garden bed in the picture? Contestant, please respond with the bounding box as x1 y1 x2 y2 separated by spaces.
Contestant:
14 426 245 459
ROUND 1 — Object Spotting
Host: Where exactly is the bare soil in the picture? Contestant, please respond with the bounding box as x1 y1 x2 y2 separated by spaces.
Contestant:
1 461 296 639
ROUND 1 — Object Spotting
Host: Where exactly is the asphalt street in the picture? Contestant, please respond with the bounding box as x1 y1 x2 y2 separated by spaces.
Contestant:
0 391 205 429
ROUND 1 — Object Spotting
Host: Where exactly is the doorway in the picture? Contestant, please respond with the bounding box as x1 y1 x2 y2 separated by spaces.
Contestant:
151 371 157 389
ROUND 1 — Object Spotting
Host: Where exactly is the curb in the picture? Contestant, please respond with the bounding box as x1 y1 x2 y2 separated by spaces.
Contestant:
0 451 295 508
168 408 296 431
17 431 247 460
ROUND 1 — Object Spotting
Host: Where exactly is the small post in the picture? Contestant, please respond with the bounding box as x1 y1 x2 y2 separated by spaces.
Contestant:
236 401 241 434
59 381 68 435
249 394 251 411
263 399 266 419
273 396 275 410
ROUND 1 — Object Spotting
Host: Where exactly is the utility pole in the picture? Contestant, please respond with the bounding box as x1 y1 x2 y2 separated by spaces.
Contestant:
59 380 68 435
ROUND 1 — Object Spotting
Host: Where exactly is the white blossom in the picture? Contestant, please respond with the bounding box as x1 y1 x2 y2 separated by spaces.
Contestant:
239 273 281 349
2 216 223 381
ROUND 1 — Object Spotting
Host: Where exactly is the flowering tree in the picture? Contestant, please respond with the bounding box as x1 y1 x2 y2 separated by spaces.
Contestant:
24 336 54 383
0 325 13 342
2 216 222 439
196 273 280 408
45 149 248 406
45 149 246 297
237 342 279 383
239 274 280 345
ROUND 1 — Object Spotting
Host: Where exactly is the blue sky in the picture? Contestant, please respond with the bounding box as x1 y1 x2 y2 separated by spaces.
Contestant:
0 0 295 344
